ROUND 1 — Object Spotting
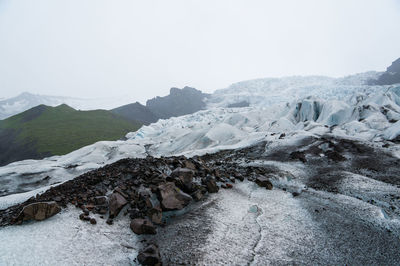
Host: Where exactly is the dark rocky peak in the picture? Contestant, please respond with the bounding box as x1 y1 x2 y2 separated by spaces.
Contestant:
371 57 400 85
146 86 210 119
387 58 400 73
111 101 158 125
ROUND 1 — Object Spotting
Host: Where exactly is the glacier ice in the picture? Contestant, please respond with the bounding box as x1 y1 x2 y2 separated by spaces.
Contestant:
1 73 400 264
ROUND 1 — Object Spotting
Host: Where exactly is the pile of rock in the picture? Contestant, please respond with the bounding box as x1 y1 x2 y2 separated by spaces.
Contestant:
0 153 274 265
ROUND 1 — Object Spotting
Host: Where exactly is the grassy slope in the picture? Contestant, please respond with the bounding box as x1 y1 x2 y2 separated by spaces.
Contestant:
0 104 141 156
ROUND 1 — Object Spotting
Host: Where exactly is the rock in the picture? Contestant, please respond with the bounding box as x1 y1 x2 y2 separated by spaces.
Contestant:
147 207 163 224
114 187 129 199
90 218 97 224
137 243 161 265
79 213 91 221
94 196 107 205
170 168 194 190
106 218 113 225
191 190 204 201
84 203 95 211
225 183 233 189
326 150 346 162
255 176 273 190
204 176 219 193
290 151 307 163
158 182 192 211
53 196 62 202
82 208 89 215
184 160 196 170
129 208 142 219
108 192 128 218
145 192 161 210
234 173 244 182
97 207 108 215
292 191 300 197
18 202 61 222
130 218 157 235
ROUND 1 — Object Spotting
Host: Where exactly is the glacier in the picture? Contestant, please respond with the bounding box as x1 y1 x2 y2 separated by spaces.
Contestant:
1 72 400 265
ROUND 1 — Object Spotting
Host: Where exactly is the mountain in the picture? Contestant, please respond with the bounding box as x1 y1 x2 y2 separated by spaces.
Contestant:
370 58 400 85
0 104 141 166
111 86 210 124
111 102 158 125
0 92 138 120
146 86 210 119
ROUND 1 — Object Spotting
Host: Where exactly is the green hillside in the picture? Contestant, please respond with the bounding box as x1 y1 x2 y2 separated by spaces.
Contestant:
0 104 141 166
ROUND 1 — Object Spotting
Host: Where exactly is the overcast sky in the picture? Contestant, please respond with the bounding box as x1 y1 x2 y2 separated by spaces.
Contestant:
0 0 399 103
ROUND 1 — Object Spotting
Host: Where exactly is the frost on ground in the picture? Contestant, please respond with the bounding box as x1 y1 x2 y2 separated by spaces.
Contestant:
147 180 400 265
0 207 138 266
141 135 400 265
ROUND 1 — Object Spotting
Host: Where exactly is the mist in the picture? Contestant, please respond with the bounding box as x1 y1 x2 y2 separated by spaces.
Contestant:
0 0 399 103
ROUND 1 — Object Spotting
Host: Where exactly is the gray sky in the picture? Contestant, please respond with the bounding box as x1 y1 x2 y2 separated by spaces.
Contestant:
0 0 399 103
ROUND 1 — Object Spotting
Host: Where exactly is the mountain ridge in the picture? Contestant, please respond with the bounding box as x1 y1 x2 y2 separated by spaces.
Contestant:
0 104 141 166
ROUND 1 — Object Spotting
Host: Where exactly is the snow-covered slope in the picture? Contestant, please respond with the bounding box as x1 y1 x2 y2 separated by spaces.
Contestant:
0 92 137 120
208 72 381 107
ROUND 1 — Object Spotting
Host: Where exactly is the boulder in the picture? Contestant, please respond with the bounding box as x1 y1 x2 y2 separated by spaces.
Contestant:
184 160 196 170
108 192 127 218
171 167 194 187
158 182 192 211
137 243 161 265
147 206 163 224
255 176 273 190
191 190 204 201
130 218 157 235
18 201 61 222
234 172 244 182
94 196 107 205
204 176 219 193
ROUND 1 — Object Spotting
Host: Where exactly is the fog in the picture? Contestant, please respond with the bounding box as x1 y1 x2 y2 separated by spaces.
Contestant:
0 0 399 103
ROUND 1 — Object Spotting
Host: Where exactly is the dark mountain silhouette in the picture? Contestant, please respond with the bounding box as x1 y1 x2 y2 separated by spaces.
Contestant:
371 58 400 85
112 86 210 124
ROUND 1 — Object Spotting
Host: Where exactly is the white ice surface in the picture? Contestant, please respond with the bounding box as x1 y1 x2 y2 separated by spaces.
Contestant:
0 207 138 266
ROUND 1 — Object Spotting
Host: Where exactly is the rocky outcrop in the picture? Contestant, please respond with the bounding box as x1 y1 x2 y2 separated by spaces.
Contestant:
17 202 61 222
137 244 161 265
170 167 195 192
158 182 192 211
0 152 278 263
108 192 127 218
130 218 157 235
371 58 400 85
204 176 219 193
146 87 210 119
255 176 273 190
